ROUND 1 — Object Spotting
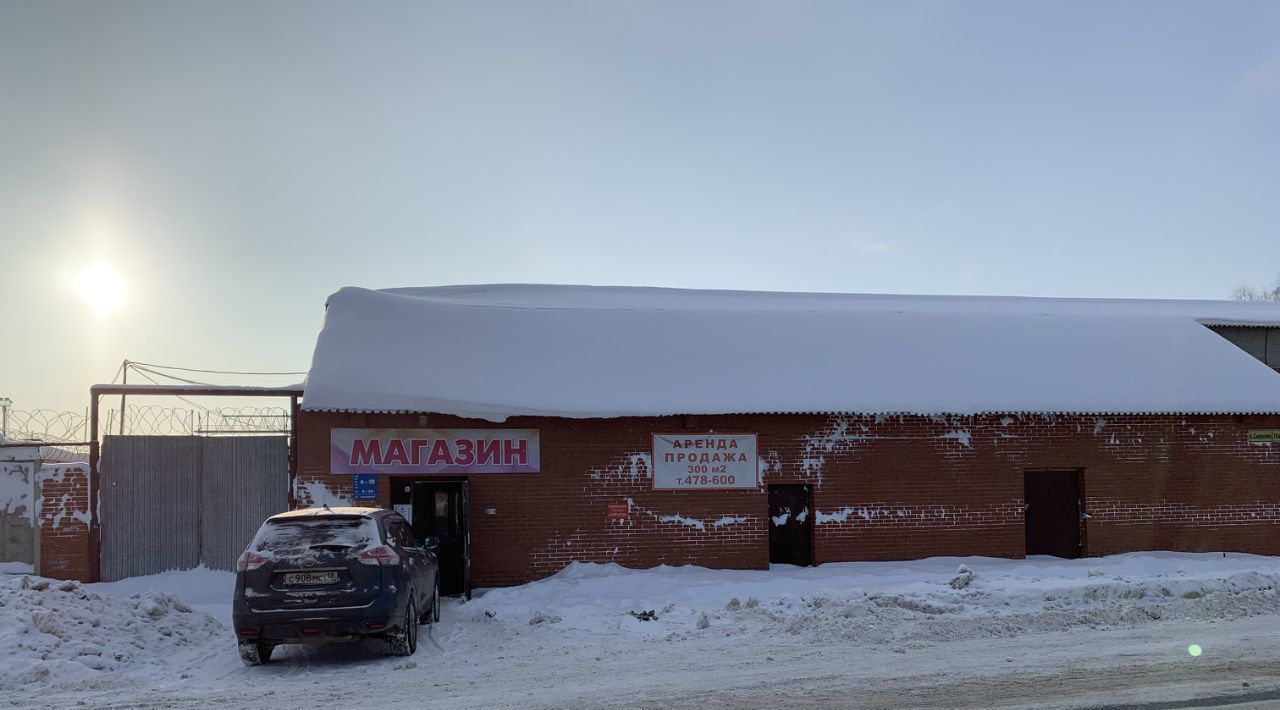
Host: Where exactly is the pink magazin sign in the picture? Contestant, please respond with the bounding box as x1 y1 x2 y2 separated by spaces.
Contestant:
330 428 540 475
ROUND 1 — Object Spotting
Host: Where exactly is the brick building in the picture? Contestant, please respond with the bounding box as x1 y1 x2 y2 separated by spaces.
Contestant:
296 285 1280 595
1 437 94 581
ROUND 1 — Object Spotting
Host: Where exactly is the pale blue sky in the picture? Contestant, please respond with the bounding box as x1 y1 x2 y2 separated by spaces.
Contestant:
2 0 1279 413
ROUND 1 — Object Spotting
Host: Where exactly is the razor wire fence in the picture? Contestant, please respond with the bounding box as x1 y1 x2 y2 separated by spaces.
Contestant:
3 405 291 441
3 361 302 443
2 408 90 443
104 404 291 436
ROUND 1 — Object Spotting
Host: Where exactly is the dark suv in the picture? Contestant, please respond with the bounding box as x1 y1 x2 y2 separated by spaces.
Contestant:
233 506 440 665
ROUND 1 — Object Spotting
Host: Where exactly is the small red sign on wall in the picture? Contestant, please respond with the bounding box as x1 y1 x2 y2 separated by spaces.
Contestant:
607 502 629 521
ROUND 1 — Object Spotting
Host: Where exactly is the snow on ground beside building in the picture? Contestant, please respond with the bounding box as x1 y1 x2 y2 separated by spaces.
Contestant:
0 574 224 687
90 565 236 624
4 553 1280 707
459 552 1280 643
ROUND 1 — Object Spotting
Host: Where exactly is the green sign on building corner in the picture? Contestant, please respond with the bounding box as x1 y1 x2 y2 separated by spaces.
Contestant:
1247 430 1280 444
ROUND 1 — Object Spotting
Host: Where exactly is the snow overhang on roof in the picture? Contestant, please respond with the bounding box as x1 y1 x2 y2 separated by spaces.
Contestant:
301 285 1280 422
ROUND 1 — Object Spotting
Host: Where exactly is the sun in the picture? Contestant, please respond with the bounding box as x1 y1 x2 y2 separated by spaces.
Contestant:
76 263 128 316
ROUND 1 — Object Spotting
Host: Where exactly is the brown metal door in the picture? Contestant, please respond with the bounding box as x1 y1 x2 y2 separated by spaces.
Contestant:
1024 470 1081 558
768 484 812 566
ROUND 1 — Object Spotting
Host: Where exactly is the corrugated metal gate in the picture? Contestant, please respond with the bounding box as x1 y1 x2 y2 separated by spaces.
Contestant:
100 435 288 581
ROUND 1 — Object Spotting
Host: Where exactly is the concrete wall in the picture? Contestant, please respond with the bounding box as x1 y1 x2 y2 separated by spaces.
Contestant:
0 460 37 564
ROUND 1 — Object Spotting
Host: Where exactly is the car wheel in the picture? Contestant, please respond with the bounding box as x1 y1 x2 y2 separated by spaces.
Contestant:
388 596 417 657
419 579 439 625
238 641 272 666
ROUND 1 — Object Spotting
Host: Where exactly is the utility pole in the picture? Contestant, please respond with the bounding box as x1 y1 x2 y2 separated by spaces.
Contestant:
0 397 10 438
119 360 128 435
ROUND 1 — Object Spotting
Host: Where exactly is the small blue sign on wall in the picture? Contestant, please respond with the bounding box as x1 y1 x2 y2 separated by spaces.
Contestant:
352 474 378 500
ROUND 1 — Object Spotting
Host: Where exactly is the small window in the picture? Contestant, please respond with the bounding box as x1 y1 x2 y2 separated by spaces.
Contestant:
253 517 379 554
434 491 449 519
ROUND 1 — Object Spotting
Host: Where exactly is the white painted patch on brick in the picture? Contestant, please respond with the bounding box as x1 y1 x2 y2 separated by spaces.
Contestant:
591 453 653 480
657 514 706 531
940 430 972 447
815 507 855 524
295 479 350 508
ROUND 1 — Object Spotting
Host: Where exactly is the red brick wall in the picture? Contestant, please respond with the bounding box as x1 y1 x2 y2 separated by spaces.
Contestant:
36 464 95 581
297 411 1280 588
1082 415 1280 555
298 413 771 587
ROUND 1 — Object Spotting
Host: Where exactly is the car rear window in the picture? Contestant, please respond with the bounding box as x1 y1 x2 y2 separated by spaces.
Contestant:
250 517 381 556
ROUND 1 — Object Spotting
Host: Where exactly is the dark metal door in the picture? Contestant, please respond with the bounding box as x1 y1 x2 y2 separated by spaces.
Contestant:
768 484 812 566
1024 470 1081 558
411 481 468 596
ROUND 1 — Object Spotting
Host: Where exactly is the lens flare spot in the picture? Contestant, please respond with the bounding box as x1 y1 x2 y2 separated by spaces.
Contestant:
1188 644 1202 657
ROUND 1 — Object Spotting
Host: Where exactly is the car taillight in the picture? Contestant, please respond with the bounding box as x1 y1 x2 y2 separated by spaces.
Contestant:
236 551 267 572
358 545 400 566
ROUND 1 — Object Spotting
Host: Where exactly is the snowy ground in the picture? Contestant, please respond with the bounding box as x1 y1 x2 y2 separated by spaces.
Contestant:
4 553 1280 708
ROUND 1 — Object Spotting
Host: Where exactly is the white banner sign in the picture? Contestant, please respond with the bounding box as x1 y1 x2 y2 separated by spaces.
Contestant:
652 433 758 490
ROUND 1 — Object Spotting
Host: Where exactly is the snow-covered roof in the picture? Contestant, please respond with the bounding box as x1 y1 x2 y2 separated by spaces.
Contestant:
302 285 1280 422
380 284 1280 326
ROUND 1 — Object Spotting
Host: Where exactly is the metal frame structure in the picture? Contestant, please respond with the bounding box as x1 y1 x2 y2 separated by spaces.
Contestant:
87 383 304 581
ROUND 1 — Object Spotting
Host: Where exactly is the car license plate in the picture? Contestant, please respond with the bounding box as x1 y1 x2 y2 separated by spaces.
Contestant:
283 571 339 586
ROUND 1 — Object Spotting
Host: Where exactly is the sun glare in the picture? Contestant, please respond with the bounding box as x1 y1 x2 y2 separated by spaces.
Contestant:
76 263 128 316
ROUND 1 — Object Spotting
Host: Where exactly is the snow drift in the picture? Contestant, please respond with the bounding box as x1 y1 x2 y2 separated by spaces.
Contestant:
464 553 1280 644
0 575 225 686
4 551 1280 705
